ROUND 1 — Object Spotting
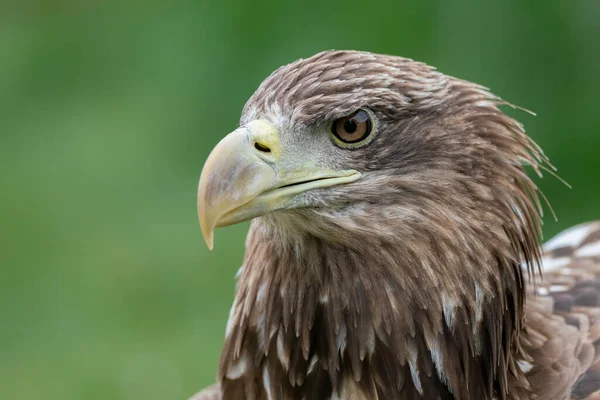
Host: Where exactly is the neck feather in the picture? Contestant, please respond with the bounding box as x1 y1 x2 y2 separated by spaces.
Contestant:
218 218 533 399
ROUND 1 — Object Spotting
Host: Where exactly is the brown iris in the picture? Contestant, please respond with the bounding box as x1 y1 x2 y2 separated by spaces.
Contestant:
331 109 373 144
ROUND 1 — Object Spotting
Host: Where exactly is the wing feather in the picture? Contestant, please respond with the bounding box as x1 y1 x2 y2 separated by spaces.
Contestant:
525 221 600 399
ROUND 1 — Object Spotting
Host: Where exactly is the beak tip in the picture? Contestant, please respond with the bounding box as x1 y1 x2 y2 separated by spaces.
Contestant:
205 234 214 251
198 191 215 250
200 219 215 250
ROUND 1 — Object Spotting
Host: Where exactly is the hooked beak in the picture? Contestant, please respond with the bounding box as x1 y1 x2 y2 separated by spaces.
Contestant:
197 119 360 249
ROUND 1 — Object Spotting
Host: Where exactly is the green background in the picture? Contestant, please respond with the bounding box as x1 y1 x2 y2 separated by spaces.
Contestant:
1 1 598 399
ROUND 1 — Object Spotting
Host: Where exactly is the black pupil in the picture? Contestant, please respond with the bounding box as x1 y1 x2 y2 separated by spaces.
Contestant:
344 119 357 133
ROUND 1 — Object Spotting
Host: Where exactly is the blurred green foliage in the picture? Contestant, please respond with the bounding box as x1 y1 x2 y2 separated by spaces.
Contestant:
1 1 598 399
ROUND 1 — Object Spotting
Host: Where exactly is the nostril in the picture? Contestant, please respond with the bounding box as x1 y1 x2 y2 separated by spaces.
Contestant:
254 142 271 153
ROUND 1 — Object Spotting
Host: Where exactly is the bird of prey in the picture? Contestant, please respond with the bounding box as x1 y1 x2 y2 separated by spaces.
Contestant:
192 50 600 399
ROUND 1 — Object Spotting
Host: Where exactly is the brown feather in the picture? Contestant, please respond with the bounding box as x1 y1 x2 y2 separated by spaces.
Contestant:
190 50 600 400
527 222 600 399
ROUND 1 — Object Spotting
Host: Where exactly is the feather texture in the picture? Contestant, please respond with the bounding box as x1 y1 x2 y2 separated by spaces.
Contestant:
192 222 600 400
191 51 600 400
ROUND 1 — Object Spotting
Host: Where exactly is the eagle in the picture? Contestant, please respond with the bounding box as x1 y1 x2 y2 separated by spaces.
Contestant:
191 50 600 399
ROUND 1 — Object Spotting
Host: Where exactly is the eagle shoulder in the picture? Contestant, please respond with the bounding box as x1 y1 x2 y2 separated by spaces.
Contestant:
524 221 600 399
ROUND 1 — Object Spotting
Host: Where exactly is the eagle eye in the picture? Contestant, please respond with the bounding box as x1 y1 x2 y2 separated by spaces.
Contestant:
330 109 375 148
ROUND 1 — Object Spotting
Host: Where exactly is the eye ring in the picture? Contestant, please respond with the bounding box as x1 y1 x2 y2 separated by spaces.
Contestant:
330 109 375 148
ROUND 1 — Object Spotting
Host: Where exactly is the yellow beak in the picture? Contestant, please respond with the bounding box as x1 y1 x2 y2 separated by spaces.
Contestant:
197 120 360 249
